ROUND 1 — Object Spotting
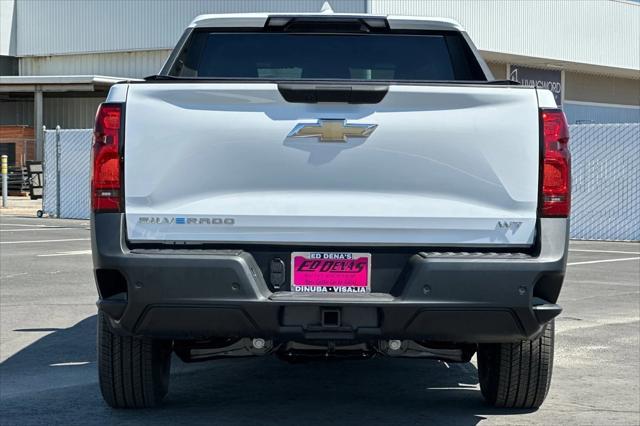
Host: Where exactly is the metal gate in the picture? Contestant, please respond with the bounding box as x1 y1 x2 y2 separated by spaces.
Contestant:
569 123 639 241
43 127 92 219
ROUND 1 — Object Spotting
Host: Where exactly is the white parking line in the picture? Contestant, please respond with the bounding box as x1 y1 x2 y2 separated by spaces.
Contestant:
38 250 92 257
1 228 77 232
0 238 90 245
568 257 640 266
569 249 640 255
49 361 91 367
0 223 63 228
1 272 28 279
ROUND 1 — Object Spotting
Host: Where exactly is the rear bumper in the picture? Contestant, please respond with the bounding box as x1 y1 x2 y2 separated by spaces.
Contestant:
92 214 568 343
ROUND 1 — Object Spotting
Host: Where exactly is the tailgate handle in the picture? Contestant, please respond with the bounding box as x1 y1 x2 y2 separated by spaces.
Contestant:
278 84 388 104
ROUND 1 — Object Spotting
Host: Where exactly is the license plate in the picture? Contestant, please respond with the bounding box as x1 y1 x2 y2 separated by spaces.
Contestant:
291 252 371 293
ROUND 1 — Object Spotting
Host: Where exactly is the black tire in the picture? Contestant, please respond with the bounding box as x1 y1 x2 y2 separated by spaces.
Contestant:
477 320 555 409
97 312 172 408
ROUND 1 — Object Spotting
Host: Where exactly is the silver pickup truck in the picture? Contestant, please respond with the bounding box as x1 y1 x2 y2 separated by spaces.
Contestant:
91 10 570 409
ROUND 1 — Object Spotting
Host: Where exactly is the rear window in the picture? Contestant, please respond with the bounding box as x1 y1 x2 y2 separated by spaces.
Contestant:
168 32 486 81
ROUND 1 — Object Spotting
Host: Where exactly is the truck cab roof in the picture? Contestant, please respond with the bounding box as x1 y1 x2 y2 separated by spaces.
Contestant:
189 12 465 32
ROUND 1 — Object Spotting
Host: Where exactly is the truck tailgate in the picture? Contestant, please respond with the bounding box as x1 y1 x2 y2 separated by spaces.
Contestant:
124 83 540 246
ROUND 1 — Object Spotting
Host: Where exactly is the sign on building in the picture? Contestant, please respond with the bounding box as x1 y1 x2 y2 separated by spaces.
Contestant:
509 65 562 106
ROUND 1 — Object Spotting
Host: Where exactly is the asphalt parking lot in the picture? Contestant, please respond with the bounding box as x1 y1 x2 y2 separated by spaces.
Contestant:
0 216 638 425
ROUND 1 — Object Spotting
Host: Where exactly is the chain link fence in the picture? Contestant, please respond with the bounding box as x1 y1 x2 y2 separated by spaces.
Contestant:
43 128 92 219
41 124 639 241
569 123 639 241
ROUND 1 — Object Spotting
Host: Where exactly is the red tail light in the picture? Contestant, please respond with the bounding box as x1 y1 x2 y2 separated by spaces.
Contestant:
540 109 571 217
92 103 123 212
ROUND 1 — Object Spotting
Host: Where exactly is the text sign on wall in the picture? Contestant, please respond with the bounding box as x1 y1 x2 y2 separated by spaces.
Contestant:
509 65 562 106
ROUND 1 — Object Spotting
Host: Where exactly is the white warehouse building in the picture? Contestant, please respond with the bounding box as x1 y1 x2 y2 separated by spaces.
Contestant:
1 0 639 162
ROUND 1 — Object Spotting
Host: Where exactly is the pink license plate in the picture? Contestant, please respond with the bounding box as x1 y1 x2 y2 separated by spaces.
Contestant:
291 252 371 293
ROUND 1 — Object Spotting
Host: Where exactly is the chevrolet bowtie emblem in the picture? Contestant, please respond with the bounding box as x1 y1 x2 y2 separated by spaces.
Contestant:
287 119 377 142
